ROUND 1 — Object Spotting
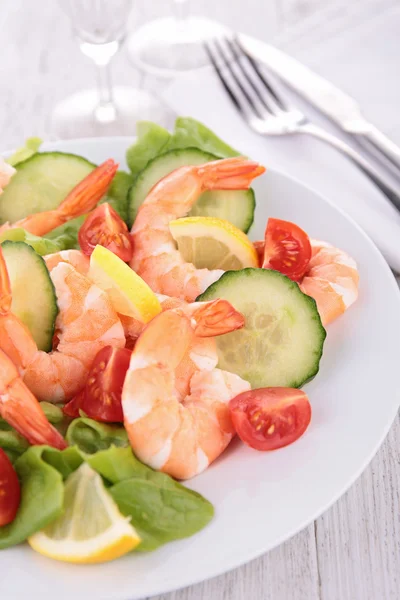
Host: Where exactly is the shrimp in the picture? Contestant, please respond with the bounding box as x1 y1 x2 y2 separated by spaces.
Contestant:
254 237 359 325
299 239 359 326
131 157 265 301
0 348 66 449
0 248 125 403
122 299 250 480
44 249 89 275
0 157 15 194
0 159 117 236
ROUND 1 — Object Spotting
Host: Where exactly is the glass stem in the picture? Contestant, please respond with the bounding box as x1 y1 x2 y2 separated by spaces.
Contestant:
94 61 117 123
96 61 113 106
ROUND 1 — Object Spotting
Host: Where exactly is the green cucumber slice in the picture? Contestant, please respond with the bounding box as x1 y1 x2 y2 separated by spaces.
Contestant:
1 241 58 352
197 268 326 388
127 148 255 232
0 152 95 224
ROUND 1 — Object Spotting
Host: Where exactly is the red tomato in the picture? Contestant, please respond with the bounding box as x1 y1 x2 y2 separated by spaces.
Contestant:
0 448 21 526
81 346 132 422
262 218 311 281
63 389 84 418
229 388 311 451
78 203 134 262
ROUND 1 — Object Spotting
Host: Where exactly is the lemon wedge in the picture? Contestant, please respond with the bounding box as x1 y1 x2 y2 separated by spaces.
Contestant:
170 216 258 270
28 463 141 564
89 244 161 321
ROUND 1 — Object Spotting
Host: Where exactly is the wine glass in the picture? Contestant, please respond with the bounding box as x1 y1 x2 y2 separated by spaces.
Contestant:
52 0 173 139
126 0 230 78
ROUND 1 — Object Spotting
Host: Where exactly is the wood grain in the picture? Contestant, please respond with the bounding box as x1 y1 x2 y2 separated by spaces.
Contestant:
1 1 400 599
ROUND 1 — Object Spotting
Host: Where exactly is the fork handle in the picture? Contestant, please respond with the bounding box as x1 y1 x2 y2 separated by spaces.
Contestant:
300 123 400 212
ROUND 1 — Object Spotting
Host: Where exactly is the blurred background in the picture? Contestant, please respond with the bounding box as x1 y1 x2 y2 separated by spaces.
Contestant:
1 0 374 145
1 0 397 146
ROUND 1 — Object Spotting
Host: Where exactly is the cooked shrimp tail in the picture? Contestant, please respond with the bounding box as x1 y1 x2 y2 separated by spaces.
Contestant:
0 349 67 449
0 159 118 236
186 299 245 337
56 159 118 219
196 157 265 190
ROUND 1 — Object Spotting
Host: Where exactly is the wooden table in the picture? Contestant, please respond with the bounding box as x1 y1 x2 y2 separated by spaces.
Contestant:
1 1 399 599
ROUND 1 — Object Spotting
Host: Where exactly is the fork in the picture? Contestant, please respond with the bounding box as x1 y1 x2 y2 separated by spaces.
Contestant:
205 37 400 213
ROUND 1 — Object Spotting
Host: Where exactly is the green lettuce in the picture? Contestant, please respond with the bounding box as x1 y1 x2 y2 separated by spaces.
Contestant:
0 446 66 549
0 227 79 255
103 170 134 223
44 216 85 250
6 137 43 167
125 117 241 180
66 417 129 454
168 117 240 157
126 121 171 177
0 418 214 552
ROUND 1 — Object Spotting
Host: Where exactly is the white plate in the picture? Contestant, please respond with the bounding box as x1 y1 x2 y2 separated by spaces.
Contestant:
2 137 400 600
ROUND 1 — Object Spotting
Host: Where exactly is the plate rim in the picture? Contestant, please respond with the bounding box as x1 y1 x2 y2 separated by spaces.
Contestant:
2 136 400 600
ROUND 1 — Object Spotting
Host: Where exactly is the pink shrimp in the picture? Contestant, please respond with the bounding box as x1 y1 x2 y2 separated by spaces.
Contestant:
0 348 66 449
122 299 250 480
0 248 125 403
0 159 118 236
44 249 89 275
299 240 359 326
130 157 265 301
254 238 359 325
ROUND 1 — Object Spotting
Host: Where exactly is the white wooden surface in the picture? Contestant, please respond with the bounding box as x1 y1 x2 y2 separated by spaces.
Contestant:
1 1 399 599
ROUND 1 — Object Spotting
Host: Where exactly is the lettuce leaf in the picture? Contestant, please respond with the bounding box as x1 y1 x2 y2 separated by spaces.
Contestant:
126 121 171 177
103 170 134 223
6 137 43 167
0 446 65 549
0 226 79 255
109 454 214 551
169 117 240 158
125 117 241 184
0 418 214 552
66 417 129 454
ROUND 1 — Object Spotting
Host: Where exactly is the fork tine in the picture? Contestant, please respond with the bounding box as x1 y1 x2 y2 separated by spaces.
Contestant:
209 38 265 119
204 41 246 116
232 36 288 111
224 36 281 114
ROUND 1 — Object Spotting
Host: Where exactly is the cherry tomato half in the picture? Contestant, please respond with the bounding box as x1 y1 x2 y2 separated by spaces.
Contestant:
78 203 134 262
262 218 311 281
63 389 84 418
0 448 21 526
229 388 311 451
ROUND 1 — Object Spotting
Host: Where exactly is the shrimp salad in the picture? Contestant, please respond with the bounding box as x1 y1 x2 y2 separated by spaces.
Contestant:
0 118 359 564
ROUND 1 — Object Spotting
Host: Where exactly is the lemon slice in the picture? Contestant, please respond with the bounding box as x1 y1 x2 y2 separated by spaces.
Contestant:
28 463 141 564
89 244 161 321
170 216 258 270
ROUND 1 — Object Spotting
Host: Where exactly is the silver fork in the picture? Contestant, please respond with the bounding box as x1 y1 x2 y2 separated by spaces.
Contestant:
205 37 400 212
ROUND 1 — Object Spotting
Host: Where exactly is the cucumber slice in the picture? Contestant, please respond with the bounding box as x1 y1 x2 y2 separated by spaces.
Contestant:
1 241 58 352
127 148 255 232
197 268 326 388
0 152 95 224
